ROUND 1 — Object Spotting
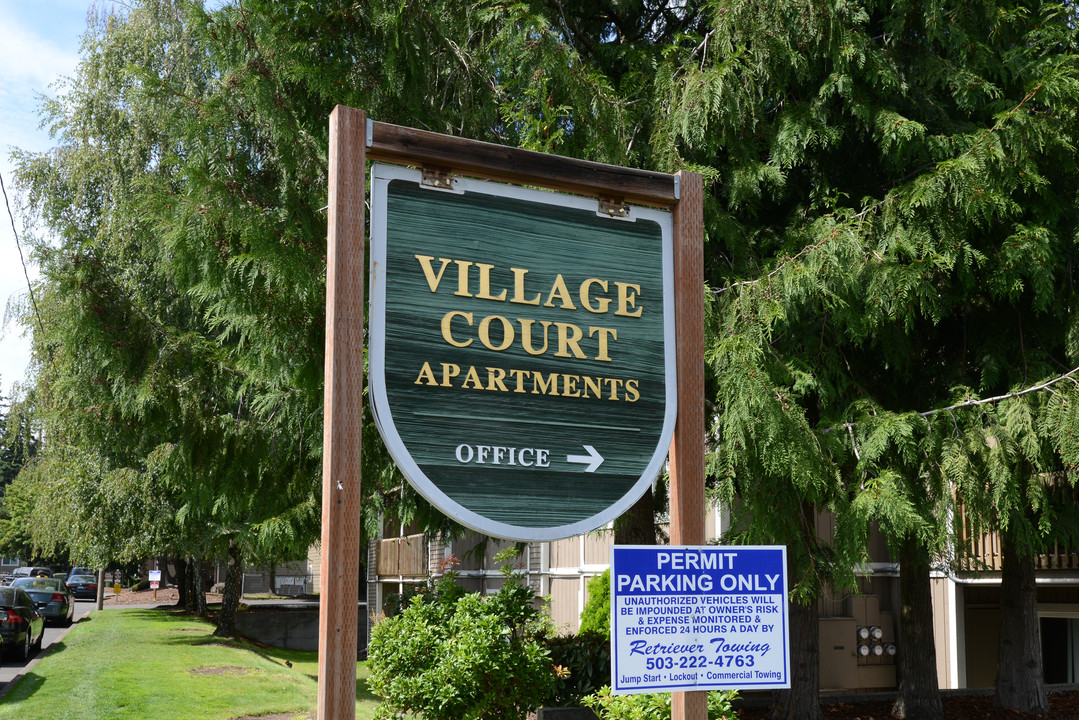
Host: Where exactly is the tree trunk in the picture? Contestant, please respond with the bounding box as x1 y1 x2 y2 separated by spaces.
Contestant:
614 486 656 545
193 556 208 616
96 567 105 611
996 521 1049 714
892 538 944 720
213 542 244 637
269 562 277 596
173 557 188 609
161 556 175 585
183 556 198 612
770 597 824 720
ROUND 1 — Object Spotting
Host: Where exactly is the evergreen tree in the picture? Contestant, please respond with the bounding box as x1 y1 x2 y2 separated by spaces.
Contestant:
659 0 1079 716
0 395 40 562
0 397 37 489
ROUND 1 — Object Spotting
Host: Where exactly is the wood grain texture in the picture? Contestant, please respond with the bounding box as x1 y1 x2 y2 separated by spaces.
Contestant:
318 105 366 720
376 179 670 529
368 121 677 207
668 170 706 720
669 169 705 545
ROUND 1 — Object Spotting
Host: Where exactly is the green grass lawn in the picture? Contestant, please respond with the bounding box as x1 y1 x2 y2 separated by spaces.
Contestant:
0 609 380 720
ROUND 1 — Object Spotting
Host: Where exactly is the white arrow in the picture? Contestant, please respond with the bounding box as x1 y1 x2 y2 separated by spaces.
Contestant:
566 445 604 473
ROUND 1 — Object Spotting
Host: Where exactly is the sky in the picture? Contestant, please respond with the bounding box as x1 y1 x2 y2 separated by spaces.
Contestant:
0 1 91 401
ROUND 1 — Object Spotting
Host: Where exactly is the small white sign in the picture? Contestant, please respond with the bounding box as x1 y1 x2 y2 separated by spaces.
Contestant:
611 545 790 694
148 570 162 582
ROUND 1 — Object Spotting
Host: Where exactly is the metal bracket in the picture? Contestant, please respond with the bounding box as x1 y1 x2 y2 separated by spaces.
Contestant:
599 195 629 219
421 165 455 190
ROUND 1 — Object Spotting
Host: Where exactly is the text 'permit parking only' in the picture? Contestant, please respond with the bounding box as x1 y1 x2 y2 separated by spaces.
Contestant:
610 545 790 694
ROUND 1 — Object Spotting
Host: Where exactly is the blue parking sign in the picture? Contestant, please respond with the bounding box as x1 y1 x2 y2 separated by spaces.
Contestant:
610 545 790 694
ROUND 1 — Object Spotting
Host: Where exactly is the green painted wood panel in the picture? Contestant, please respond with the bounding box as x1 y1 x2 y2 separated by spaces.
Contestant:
370 165 674 539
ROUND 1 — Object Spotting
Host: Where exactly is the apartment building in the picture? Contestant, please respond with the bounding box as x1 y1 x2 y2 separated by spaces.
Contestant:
362 503 1079 692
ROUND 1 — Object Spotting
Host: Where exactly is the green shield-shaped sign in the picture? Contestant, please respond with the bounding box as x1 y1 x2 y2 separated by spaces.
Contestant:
369 163 676 540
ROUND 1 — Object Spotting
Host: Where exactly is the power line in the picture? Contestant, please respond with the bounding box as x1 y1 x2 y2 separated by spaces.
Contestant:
0 170 44 336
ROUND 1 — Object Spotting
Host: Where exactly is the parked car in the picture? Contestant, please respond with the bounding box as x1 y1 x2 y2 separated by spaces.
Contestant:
11 577 74 626
0 575 13 587
0 587 44 660
65 574 99 600
12 567 52 579
68 566 93 578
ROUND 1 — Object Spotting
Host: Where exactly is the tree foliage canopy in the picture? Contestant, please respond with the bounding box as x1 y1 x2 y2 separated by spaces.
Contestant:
679 0 1079 577
9 0 716 566
6 2 1079 698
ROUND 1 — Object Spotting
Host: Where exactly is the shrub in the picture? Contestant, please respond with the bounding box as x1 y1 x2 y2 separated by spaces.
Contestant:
130 578 150 591
382 583 430 618
583 688 670 720
546 630 611 706
368 572 558 720
579 569 611 638
582 687 738 720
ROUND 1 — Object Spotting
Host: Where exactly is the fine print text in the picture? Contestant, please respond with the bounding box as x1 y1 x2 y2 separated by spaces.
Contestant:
612 547 789 694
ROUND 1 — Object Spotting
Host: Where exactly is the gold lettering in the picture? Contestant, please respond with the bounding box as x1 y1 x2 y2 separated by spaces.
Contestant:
511 267 541 305
454 259 474 297
414 255 453 292
478 315 514 351
554 322 587 359
440 363 461 387
580 278 611 313
532 372 560 396
417 361 639 402
518 318 551 356
461 365 483 389
414 362 438 386
543 274 576 310
509 368 529 393
589 327 617 362
441 311 473 347
486 367 509 392
614 282 643 317
476 263 508 301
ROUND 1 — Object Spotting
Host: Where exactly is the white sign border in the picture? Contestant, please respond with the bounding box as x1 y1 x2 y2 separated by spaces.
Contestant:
368 163 677 542
610 544 791 694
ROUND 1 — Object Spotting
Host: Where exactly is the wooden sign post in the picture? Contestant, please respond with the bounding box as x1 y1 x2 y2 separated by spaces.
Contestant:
319 106 704 720
318 105 367 720
669 171 706 720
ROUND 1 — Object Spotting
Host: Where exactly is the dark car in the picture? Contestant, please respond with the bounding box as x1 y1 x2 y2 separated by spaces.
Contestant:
65 574 99 600
68 566 93 579
12 567 52 580
0 586 44 660
11 577 74 626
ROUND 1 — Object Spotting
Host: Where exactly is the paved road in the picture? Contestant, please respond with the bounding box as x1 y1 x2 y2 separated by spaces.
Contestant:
0 599 97 687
